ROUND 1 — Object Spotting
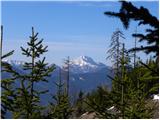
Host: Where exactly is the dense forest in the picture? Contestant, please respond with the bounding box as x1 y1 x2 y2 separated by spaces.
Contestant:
1 1 159 119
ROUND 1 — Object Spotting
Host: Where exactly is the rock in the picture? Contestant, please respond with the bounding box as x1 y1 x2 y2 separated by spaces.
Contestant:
79 112 97 119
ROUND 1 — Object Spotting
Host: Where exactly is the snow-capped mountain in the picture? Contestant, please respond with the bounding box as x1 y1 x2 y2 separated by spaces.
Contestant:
2 56 113 106
2 59 25 66
2 59 26 77
70 56 106 73
2 56 107 74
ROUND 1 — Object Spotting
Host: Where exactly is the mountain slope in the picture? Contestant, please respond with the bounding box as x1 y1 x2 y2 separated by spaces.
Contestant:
2 56 113 105
70 56 106 73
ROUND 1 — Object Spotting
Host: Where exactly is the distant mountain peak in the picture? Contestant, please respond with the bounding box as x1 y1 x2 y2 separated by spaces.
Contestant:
2 59 25 65
3 56 107 74
73 56 97 66
70 56 106 73
79 55 93 61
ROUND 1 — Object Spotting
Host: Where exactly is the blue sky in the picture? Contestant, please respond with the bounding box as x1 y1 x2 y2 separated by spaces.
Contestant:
2 1 159 66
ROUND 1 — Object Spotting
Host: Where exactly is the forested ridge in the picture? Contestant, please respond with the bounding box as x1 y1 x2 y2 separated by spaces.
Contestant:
1 1 159 119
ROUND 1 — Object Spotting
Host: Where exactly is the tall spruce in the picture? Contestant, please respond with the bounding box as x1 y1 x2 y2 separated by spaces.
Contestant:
3 27 55 118
108 44 155 118
74 90 86 117
1 25 15 118
63 56 71 96
49 67 72 119
85 86 116 118
104 1 159 57
119 43 130 118
105 2 158 118
107 29 125 91
124 59 156 118
109 43 130 118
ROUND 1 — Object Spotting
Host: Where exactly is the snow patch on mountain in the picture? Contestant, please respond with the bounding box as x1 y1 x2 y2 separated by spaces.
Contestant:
3 56 108 74
70 56 106 73
79 77 85 80
2 59 25 66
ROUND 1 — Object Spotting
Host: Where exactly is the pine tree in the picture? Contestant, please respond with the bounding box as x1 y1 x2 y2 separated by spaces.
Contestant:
107 29 125 91
74 90 86 117
110 45 155 119
3 27 55 118
104 1 159 57
49 67 72 119
85 86 115 118
88 30 130 119
138 58 159 96
123 60 155 118
104 2 158 118
63 56 71 96
1 25 15 118
107 29 124 76
109 43 131 118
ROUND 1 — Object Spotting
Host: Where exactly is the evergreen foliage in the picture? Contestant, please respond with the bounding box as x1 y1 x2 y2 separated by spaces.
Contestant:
1 25 15 118
2 27 55 118
85 86 116 118
74 90 86 117
49 68 73 119
63 56 71 96
138 59 159 96
108 43 131 118
107 29 124 77
107 43 155 118
104 1 159 57
1 1 158 119
103 2 159 118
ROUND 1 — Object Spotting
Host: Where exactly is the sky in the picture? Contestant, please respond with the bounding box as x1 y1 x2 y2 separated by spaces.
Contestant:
1 1 159 66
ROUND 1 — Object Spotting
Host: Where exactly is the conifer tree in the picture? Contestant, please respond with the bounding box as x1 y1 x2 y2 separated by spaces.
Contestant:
109 43 130 118
1 25 15 118
49 67 72 119
107 29 125 91
74 90 86 117
105 2 159 118
63 56 71 96
85 86 115 118
87 30 130 118
109 44 155 119
123 60 155 118
104 1 159 57
138 59 159 96
3 27 55 118
107 29 124 76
